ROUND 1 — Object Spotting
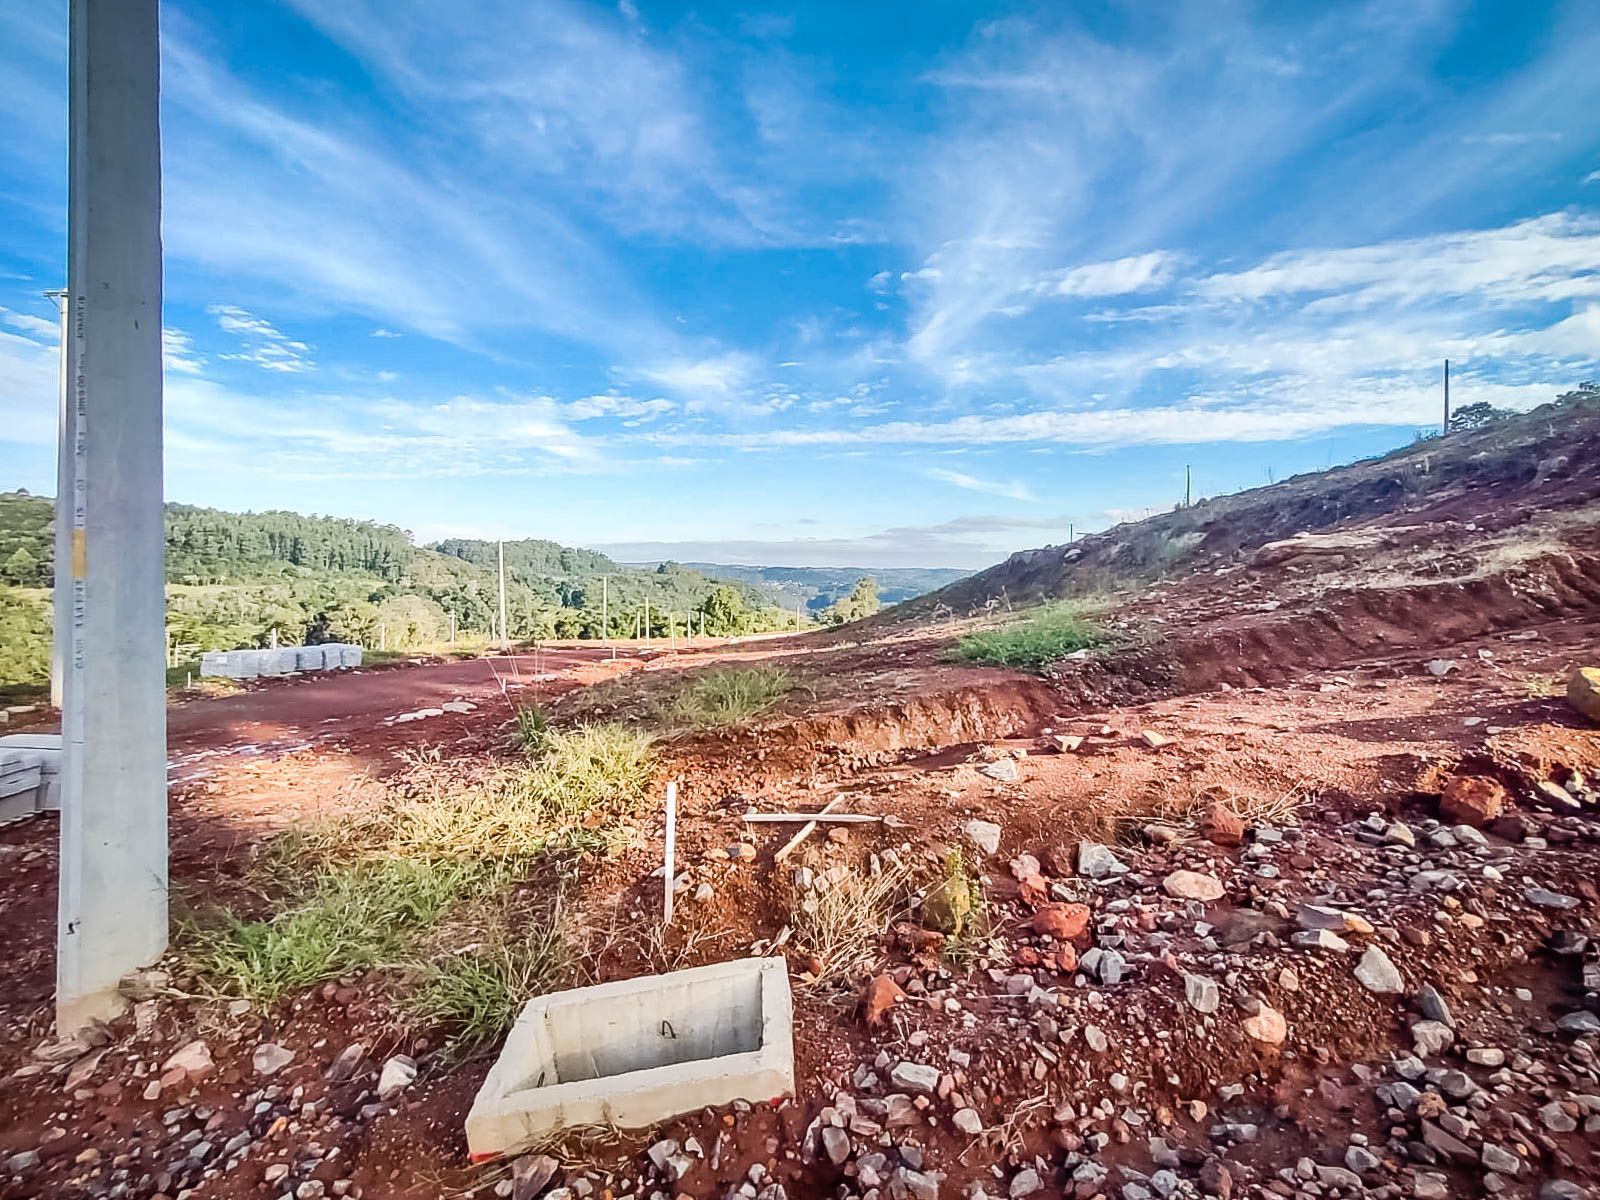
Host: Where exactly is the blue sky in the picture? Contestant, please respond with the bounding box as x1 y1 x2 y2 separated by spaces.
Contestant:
1 1 1597 569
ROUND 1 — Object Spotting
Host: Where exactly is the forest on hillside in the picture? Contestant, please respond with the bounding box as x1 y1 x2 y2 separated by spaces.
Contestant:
0 492 801 690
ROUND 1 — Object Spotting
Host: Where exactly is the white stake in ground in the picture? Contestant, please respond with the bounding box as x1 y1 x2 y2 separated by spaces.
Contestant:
662 780 678 927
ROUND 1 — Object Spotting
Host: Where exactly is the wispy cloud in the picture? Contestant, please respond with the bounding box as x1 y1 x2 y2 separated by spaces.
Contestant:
925 467 1035 501
207 304 316 373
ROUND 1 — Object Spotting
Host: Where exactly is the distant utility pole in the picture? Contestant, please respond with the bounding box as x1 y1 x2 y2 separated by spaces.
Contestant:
1185 465 1192 508
1443 359 1451 433
644 595 651 647
496 539 509 652
1068 523 1074 543
600 576 608 646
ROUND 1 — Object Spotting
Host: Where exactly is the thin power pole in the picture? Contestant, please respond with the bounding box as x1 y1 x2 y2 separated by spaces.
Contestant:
1068 523 1074 543
601 575 608 646
496 540 509 652
1185 465 1192 508
644 595 651 647
1443 359 1451 433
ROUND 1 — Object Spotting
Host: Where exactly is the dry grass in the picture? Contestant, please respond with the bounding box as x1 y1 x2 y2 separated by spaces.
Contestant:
790 856 916 992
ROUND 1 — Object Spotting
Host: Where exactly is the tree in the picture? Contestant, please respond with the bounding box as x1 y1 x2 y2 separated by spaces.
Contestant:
1 546 40 586
826 576 880 625
698 585 750 636
1448 401 1511 433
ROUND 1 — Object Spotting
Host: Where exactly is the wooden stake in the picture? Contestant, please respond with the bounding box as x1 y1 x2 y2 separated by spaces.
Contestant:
772 795 844 862
663 780 678 927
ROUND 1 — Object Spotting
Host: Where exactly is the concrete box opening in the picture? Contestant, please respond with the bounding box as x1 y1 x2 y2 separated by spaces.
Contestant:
466 957 794 1160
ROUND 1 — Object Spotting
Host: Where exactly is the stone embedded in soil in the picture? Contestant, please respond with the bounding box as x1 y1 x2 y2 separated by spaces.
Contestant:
1536 780 1581 811
818 1126 850 1167
1076 841 1128 879
1568 665 1600 722
1140 730 1174 748
1525 886 1580 910
1162 869 1224 902
1416 983 1455 1027
979 758 1020 783
1183 973 1220 1014
1296 905 1372 935
1425 659 1457 677
251 1043 295 1077
1201 802 1245 846
888 1061 940 1094
162 1040 214 1080
377 1054 417 1098
961 820 1001 856
1242 1003 1287 1045
1439 775 1506 827
952 1108 983 1135
1411 1020 1454 1058
1031 902 1090 941
1354 945 1405 994
326 1041 366 1082
512 1153 561 1200
1008 1167 1043 1197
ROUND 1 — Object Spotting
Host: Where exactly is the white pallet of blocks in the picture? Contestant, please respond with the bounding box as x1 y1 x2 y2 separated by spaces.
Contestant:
199 643 362 680
0 733 62 824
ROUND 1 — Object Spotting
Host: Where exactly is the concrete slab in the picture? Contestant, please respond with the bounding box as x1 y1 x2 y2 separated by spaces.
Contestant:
465 957 795 1160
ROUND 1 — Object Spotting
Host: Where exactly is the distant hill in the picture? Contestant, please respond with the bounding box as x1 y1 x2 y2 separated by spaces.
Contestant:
889 383 1600 623
638 563 970 613
0 492 795 686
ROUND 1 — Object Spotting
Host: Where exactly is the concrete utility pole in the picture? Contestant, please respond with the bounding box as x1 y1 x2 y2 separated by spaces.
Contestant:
601 576 608 646
56 0 168 1033
47 289 68 710
497 540 509 652
1185 465 1192 508
643 595 651 647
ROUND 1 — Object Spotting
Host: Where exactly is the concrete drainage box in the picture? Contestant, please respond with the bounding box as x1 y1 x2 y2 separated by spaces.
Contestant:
466 957 795 1160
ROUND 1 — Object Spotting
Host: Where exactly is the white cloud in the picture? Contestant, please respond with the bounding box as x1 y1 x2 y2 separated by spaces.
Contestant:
634 352 763 409
924 467 1035 501
0 306 58 342
371 328 402 338
163 327 205 376
564 393 676 422
596 513 1070 570
1024 251 1181 298
1196 214 1600 310
207 304 316 373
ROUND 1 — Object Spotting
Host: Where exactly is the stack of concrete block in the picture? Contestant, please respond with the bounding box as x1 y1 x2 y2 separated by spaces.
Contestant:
199 643 362 680
0 734 61 824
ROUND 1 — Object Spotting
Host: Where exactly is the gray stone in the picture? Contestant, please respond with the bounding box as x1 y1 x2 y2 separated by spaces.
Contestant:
819 1126 851 1166
1344 1145 1381 1174
1480 1144 1522 1177
899 1168 940 1200
1557 1011 1600 1036
1183 973 1220 1014
1292 929 1351 952
1539 1102 1577 1133
1526 887 1580 910
962 820 1002 857
979 759 1020 783
952 1108 983 1136
1411 1020 1454 1058
1077 842 1128 879
377 1054 417 1098
889 1061 940 1094
1009 1169 1042 1197
5 1151 39 1173
1416 984 1454 1027
1355 945 1404 994
252 1042 295 1077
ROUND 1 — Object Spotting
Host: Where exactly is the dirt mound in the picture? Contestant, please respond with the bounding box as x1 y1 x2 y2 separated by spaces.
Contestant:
887 392 1600 621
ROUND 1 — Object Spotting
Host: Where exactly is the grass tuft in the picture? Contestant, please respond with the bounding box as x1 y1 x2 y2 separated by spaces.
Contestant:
951 601 1108 670
409 916 570 1052
178 723 654 1029
667 666 797 729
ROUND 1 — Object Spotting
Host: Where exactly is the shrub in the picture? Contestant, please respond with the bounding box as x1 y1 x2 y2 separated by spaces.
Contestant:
952 601 1107 669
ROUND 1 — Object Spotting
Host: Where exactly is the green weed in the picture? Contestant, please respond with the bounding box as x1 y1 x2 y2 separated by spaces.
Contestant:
951 601 1108 670
667 665 796 729
408 918 569 1052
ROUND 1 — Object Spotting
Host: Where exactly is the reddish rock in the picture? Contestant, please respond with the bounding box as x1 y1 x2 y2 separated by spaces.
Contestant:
1242 1003 1287 1046
1032 902 1091 942
860 974 906 1029
1440 775 1506 828
1049 944 1078 973
1201 802 1246 847
1015 946 1041 966
1017 873 1050 908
